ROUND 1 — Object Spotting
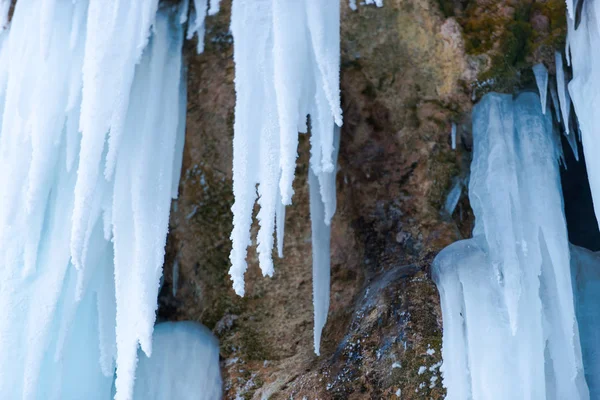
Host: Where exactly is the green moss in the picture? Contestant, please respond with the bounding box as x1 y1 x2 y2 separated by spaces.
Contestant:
436 0 455 18
531 0 568 57
459 0 567 95
429 148 460 210
239 326 269 360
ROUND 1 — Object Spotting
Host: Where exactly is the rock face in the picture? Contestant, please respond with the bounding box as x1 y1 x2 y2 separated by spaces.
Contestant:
157 0 566 398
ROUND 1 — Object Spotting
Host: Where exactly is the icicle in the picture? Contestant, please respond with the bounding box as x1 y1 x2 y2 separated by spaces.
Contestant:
565 116 580 161
0 2 188 399
309 166 331 356
555 52 571 135
310 125 340 355
532 63 548 114
567 0 575 20
451 122 457 150
276 192 286 258
187 0 208 54
550 80 561 123
229 0 342 295
434 92 588 399
228 0 270 296
444 180 461 215
72 0 160 273
208 0 220 16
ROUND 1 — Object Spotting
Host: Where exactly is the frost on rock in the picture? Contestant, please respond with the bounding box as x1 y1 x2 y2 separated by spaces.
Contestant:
349 0 383 10
132 322 222 400
228 0 342 353
433 93 588 399
0 2 188 400
532 63 548 114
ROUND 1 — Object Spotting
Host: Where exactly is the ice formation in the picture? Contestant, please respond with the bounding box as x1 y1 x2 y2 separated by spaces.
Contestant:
444 179 462 216
532 63 548 114
555 52 571 135
349 0 384 11
0 1 207 399
571 245 600 399
132 322 222 400
228 0 342 353
551 80 561 123
567 0 600 228
310 125 340 355
450 122 457 150
433 92 589 399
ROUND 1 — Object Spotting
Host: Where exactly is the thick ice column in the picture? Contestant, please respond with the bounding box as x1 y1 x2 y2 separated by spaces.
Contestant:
0 2 187 400
132 322 222 400
567 0 600 230
433 92 588 399
571 245 600 398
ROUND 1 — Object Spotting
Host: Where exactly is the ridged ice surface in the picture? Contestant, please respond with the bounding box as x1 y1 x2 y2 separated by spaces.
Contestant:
132 322 222 400
0 1 207 399
567 0 600 228
433 92 588 399
571 245 600 399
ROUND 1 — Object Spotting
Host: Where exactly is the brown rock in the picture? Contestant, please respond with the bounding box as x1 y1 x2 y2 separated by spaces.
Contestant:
157 0 565 398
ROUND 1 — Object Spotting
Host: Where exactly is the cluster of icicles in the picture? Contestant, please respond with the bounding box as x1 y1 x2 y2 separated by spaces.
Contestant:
0 0 225 399
433 1 600 399
0 0 358 397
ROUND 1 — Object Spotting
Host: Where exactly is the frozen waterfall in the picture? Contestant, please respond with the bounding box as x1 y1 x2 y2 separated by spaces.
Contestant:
433 92 589 399
0 1 222 399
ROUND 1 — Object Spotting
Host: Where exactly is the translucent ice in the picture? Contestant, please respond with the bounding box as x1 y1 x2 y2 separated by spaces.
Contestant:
433 92 588 399
567 0 600 229
0 2 187 399
132 322 222 400
571 245 600 399
532 63 548 114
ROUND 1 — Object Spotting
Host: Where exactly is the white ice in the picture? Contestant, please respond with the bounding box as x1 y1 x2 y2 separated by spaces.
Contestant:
0 2 188 400
349 0 384 10
228 0 342 354
433 92 588 399
567 0 600 230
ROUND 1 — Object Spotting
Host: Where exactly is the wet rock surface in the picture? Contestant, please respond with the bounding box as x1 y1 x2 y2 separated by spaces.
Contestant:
157 0 566 398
